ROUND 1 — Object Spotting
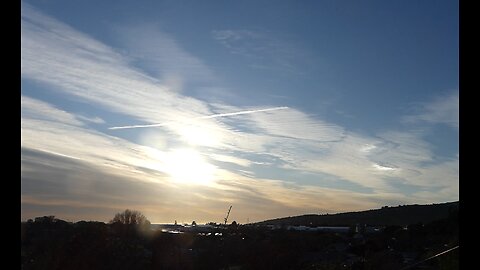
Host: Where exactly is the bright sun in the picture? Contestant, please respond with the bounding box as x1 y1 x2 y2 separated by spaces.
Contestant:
163 148 216 185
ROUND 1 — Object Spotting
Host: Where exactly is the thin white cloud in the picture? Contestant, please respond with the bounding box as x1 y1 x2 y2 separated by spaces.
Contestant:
207 153 252 168
278 133 392 191
21 95 83 126
21 96 173 182
76 115 106 124
374 131 435 165
212 29 309 73
22 4 213 127
116 24 217 86
22 118 152 178
212 30 261 58
403 91 459 129
32 148 83 161
372 163 397 171
411 158 458 192
247 108 345 142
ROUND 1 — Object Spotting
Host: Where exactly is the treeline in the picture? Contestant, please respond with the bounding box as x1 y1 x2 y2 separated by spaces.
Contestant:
21 215 152 270
257 201 459 227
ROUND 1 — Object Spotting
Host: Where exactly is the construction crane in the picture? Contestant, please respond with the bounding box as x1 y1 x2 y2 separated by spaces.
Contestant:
224 205 232 225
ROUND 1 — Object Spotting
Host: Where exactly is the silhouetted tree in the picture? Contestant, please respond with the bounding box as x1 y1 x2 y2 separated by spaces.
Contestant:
110 209 150 226
229 221 238 230
35 215 57 223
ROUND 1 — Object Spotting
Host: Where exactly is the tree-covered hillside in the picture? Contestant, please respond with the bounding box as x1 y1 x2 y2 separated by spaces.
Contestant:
256 201 459 227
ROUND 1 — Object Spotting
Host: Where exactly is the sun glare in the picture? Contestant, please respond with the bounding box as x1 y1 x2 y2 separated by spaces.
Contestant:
163 148 216 185
177 123 221 147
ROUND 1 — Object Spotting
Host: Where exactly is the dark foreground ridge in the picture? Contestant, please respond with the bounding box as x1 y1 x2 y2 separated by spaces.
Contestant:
257 201 459 227
21 202 458 270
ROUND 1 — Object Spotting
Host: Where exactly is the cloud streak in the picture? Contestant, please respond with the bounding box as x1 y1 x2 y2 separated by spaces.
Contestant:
211 29 309 74
403 91 459 129
109 106 289 130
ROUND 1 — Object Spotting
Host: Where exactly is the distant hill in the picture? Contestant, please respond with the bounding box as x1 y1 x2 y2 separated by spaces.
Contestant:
257 201 459 227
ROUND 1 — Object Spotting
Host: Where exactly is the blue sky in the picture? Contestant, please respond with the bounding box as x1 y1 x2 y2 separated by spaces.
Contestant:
21 0 458 224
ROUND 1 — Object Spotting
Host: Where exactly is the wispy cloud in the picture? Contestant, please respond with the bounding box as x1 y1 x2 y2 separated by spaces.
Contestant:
21 96 83 126
212 30 262 58
22 4 213 127
403 91 459 129
113 24 218 90
76 115 106 124
207 153 252 168
212 29 308 73
21 96 161 177
247 108 345 142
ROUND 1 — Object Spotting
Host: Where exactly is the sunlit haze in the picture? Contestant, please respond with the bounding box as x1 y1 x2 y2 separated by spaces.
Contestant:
21 0 458 224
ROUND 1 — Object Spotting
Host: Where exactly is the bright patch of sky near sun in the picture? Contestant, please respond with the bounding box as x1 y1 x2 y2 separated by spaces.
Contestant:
21 0 458 224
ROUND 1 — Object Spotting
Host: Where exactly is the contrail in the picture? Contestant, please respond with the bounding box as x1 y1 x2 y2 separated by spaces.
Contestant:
199 106 289 119
109 106 289 130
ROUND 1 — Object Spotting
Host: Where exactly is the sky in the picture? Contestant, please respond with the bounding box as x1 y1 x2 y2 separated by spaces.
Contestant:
21 0 458 224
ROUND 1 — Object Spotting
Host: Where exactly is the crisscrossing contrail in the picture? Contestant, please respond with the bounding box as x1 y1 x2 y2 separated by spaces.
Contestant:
109 106 289 130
